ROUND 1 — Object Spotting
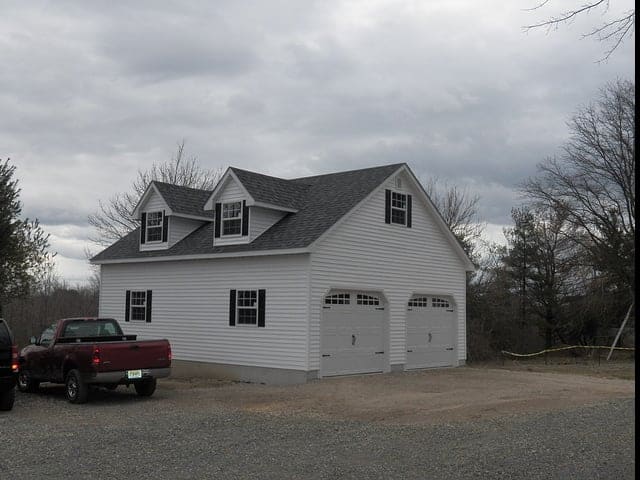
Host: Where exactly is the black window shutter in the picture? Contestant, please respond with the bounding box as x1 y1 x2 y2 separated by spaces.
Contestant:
125 290 131 322
162 211 168 242
140 213 147 244
214 203 222 238
258 289 266 327
146 290 152 323
242 200 249 236
407 195 412 228
229 289 236 326
384 190 391 224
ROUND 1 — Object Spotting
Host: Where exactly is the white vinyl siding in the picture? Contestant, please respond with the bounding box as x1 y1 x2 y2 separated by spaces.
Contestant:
309 170 467 371
217 178 245 204
99 254 310 370
250 207 287 241
142 189 167 212
169 217 204 247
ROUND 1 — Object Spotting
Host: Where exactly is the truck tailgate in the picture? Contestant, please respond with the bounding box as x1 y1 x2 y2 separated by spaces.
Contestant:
98 340 170 372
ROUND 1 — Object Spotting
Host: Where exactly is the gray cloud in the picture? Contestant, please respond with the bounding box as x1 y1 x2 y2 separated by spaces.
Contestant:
0 0 634 282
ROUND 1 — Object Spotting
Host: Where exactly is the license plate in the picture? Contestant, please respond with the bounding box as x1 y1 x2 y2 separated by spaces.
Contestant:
127 369 142 379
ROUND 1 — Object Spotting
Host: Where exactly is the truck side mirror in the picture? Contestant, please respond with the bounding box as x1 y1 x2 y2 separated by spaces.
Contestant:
29 336 37 345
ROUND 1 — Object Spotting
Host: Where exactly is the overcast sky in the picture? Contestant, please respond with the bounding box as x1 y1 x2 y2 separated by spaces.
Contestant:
1 0 635 284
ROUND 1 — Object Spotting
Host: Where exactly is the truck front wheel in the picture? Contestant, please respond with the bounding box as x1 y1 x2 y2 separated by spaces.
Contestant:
134 378 156 397
65 369 89 404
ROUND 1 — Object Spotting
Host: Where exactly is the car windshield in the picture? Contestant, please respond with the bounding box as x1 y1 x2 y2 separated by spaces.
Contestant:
61 319 123 338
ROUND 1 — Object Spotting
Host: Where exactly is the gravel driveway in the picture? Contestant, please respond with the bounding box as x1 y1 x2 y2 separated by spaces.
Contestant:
0 368 634 479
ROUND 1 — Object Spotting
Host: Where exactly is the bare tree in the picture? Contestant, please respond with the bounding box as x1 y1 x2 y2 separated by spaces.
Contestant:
423 177 484 261
523 1 635 60
88 140 222 246
522 79 635 302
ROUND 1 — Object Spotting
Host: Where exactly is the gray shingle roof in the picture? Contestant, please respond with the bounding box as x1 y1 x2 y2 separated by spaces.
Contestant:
91 163 404 262
152 181 215 218
230 168 309 210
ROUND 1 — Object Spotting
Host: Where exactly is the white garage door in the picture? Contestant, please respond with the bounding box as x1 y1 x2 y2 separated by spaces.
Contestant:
321 291 386 376
406 296 456 369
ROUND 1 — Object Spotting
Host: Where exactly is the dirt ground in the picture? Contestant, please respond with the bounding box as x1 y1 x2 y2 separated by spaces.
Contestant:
160 361 635 425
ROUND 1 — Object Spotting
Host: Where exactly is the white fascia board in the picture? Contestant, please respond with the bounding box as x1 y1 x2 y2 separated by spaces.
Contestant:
131 183 173 218
91 248 310 265
401 165 476 272
203 168 254 210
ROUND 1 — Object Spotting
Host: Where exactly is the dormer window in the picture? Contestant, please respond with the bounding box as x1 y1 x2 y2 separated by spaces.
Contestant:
222 202 242 236
146 211 164 242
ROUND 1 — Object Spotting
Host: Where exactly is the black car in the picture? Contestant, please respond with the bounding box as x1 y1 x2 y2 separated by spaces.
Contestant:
0 318 18 411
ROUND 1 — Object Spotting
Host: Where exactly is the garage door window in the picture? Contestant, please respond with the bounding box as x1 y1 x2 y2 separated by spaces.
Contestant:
356 294 380 306
432 298 450 308
408 297 429 307
325 293 350 305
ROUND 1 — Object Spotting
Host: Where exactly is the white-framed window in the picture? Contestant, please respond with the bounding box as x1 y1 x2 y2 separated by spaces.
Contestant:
130 291 147 321
356 294 380 306
237 290 258 325
432 297 451 309
146 211 163 242
222 201 242 236
408 297 429 307
391 192 407 225
325 293 350 305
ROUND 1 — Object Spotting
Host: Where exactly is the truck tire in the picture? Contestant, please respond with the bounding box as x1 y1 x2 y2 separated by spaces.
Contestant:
0 388 15 411
134 378 156 397
65 369 89 404
17 371 40 393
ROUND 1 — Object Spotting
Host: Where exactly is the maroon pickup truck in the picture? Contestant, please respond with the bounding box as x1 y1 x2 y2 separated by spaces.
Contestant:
18 317 171 404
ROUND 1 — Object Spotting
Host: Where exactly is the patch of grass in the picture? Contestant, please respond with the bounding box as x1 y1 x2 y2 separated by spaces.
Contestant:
468 359 635 381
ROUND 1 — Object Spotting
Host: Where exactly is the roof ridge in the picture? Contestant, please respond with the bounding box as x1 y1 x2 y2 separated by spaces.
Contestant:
229 167 292 183
152 180 212 193
292 162 405 181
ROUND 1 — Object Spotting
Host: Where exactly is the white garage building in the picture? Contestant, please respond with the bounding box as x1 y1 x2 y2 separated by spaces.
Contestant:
92 163 474 383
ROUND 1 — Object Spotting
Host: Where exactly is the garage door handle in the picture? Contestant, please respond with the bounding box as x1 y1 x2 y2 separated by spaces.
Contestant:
375 351 384 354
446 347 454 351
428 333 432 343
352 335 356 346
407 349 413 353
322 354 331 357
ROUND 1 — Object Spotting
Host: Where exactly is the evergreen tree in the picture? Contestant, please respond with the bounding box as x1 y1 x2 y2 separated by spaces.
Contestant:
0 158 53 315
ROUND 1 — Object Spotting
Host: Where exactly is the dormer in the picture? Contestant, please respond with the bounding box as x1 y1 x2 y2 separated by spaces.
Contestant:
132 181 214 251
204 167 306 247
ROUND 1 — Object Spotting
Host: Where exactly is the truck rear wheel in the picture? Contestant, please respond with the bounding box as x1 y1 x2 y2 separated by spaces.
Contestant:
65 369 89 404
17 371 39 393
0 388 15 411
134 378 156 397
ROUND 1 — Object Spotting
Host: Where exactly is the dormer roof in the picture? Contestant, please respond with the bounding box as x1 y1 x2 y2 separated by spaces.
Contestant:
131 181 214 220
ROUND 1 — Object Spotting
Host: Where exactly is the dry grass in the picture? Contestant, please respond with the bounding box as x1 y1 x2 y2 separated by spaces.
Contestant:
469 358 635 381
